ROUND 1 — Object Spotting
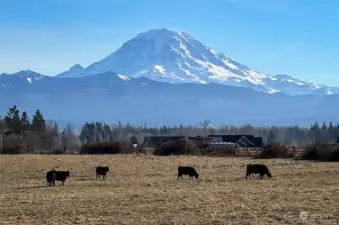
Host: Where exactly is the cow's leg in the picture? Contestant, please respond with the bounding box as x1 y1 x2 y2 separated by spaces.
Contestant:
62 180 65 185
260 173 263 179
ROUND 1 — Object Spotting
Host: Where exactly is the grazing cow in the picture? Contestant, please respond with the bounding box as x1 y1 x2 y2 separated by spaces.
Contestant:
178 166 199 180
246 163 272 180
53 170 71 185
46 170 56 186
96 166 109 179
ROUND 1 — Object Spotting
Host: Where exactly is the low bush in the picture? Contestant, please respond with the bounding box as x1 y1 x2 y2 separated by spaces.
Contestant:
80 141 123 154
1 145 24 154
154 139 199 156
327 149 339 161
212 147 236 157
51 149 65 154
256 142 289 159
301 142 339 161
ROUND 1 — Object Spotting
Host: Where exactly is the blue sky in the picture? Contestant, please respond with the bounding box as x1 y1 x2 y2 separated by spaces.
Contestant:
0 0 338 85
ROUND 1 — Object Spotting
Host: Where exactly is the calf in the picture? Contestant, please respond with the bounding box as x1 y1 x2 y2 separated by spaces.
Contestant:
96 166 109 179
178 166 199 180
46 170 56 186
246 163 272 180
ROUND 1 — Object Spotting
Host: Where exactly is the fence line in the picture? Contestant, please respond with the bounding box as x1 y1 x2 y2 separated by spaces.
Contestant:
232 148 306 157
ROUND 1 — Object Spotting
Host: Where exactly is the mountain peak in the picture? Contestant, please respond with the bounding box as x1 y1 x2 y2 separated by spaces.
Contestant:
133 28 192 43
70 64 84 70
56 64 85 78
53 28 339 96
1 70 44 77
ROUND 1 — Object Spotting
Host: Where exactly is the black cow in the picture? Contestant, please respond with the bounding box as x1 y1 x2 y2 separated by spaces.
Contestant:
46 170 56 186
55 171 71 185
46 170 71 185
178 166 199 180
246 164 272 180
96 166 109 179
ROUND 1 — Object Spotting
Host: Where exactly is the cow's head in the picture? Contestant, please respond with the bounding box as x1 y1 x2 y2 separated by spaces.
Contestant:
267 172 272 178
66 171 71 177
195 173 199 179
105 167 109 172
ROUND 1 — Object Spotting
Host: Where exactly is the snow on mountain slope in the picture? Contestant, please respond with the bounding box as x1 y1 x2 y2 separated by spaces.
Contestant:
56 28 339 95
0 70 46 87
0 70 46 79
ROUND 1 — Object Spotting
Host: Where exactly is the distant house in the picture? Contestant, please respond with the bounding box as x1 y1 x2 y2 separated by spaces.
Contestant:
140 134 264 153
207 135 264 148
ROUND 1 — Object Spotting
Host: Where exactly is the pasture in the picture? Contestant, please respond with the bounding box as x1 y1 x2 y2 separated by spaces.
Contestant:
0 155 338 225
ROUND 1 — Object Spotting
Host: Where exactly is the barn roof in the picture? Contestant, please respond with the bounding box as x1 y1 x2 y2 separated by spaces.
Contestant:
208 135 254 143
251 137 264 147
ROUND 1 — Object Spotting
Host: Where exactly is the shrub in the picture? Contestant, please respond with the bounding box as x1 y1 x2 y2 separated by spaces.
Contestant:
301 142 339 161
154 139 199 156
327 149 339 161
212 147 236 157
256 142 289 159
51 149 65 154
79 141 123 154
1 145 24 154
120 145 135 154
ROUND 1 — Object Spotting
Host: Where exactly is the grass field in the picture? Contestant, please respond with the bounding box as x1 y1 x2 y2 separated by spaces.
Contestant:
0 155 338 225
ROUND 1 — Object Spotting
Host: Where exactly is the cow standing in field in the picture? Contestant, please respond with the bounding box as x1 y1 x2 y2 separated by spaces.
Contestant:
46 170 70 186
246 163 272 180
55 171 71 185
178 166 199 180
96 166 109 179
46 170 56 186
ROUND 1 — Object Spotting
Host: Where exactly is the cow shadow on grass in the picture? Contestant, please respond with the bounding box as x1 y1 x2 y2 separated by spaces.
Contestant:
229 175 275 182
75 177 110 182
15 185 49 190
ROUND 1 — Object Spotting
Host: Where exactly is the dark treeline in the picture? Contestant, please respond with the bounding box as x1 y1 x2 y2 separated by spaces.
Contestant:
79 119 339 148
1 105 339 154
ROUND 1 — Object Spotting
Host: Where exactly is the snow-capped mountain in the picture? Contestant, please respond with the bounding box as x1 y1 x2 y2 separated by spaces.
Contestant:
56 28 339 96
0 70 46 87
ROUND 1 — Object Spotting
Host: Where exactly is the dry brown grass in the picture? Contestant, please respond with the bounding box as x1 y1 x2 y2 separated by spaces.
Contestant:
0 154 339 225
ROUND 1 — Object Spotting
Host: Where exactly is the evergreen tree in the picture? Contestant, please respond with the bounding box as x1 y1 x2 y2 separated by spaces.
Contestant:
31 109 46 132
20 111 30 136
328 122 337 141
4 105 21 135
267 130 276 143
130 134 139 145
